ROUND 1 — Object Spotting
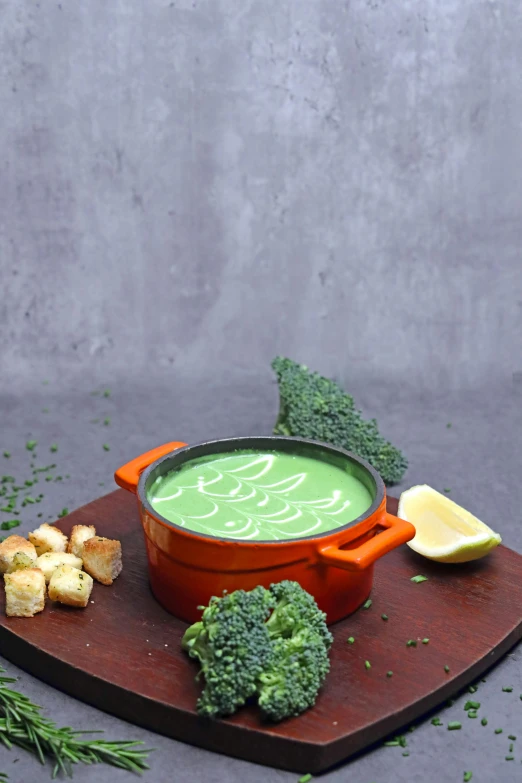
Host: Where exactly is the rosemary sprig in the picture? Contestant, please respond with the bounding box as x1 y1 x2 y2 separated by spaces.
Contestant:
0 668 152 778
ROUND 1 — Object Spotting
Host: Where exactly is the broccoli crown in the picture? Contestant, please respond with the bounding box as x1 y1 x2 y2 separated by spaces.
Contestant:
181 586 276 718
182 581 333 723
271 356 408 486
266 580 333 651
257 628 331 722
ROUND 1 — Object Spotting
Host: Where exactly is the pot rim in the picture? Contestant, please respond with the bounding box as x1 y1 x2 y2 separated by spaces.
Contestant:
137 435 385 545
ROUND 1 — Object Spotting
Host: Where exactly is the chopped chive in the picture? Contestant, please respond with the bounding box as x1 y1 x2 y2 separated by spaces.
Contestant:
364 660 371 670
2 452 10 459
481 718 488 726
402 751 409 757
509 743 514 753
406 640 417 647
381 614 388 621
502 687 513 692
447 721 462 731
444 665 450 673
363 598 372 609
386 671 393 678
384 740 399 746
464 701 480 711
431 717 442 726
467 711 478 719
495 728 503 734
45 476 53 482
463 774 472 782
25 440 37 451
347 637 355 644
447 422 452 428
298 776 313 783
102 444 110 452
410 575 428 583
397 736 407 747
103 389 111 397
443 488 451 493
422 638 429 644
508 735 516 740
57 508 69 518
0 520 20 531
104 417 111 426
49 444 58 453
505 756 514 761
468 685 477 693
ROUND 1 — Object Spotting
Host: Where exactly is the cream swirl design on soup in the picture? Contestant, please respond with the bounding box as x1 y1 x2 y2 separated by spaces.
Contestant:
148 450 373 541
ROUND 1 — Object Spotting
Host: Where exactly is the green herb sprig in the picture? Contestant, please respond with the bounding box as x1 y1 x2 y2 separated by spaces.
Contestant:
0 667 152 778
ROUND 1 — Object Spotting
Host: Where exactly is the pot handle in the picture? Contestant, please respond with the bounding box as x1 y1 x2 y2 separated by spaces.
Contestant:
114 441 188 494
318 513 415 572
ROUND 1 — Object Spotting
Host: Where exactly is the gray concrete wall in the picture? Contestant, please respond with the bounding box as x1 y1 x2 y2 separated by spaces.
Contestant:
1 0 520 391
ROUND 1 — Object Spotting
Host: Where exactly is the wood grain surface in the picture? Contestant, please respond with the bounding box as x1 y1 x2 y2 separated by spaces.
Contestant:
0 489 521 774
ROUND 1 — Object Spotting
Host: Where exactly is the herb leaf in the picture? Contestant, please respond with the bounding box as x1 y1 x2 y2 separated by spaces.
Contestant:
410 575 428 583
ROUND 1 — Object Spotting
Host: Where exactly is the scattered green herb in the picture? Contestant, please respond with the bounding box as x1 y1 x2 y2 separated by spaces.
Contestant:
2 453 10 459
386 671 393 678
443 488 451 494
381 614 388 621
298 776 313 783
447 422 452 428
402 751 409 757
505 756 514 761
508 734 516 740
384 740 399 747
502 687 513 692
495 728 503 734
57 508 69 518
49 444 58 453
481 718 488 726
25 441 37 451
102 444 110 452
364 660 371 670
406 640 417 647
422 638 429 644
347 637 355 644
464 701 480 711
0 521 20 531
103 418 111 426
444 665 450 673
509 743 514 753
447 721 462 731
410 575 428 583
463 773 472 782
0 666 152 776
431 717 442 726
467 711 478 719
363 598 372 609
103 389 111 397
468 685 477 693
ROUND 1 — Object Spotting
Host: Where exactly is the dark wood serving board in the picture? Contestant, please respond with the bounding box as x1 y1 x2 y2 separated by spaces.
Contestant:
1 490 521 774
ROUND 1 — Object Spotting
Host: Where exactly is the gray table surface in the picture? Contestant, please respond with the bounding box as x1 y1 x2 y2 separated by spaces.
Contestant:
1 371 521 783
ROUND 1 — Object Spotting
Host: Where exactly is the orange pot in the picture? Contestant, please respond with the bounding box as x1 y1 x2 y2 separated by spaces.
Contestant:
115 437 415 624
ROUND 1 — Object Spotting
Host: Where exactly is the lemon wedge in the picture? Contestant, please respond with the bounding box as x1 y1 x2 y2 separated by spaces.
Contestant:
398 484 502 563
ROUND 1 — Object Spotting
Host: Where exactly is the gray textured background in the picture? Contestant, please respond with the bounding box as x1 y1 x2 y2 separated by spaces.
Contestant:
1 1 521 781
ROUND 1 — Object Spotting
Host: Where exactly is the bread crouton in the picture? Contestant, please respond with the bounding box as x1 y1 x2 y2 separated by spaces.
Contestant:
82 536 122 585
67 524 96 558
48 565 93 608
28 523 68 556
0 536 37 574
4 568 46 617
35 552 83 583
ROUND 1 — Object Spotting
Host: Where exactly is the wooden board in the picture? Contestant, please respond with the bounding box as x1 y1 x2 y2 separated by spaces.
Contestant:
1 489 521 774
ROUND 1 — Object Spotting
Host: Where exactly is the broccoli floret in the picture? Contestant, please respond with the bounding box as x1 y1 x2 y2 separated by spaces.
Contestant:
266 580 333 651
182 580 333 723
257 628 331 722
181 586 276 717
271 356 407 486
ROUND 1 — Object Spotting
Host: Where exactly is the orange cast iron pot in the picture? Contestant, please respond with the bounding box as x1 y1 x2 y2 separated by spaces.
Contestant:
114 436 415 625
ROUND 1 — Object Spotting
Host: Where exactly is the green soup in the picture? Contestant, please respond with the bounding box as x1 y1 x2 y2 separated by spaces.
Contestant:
148 449 373 541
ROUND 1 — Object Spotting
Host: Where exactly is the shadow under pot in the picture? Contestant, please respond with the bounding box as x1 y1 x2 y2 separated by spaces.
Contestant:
114 436 414 624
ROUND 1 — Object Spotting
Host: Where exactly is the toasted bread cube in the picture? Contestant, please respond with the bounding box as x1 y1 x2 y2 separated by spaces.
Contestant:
67 524 96 558
4 568 46 617
28 523 68 556
48 565 93 607
11 552 36 571
0 536 37 574
82 536 122 585
35 552 83 583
